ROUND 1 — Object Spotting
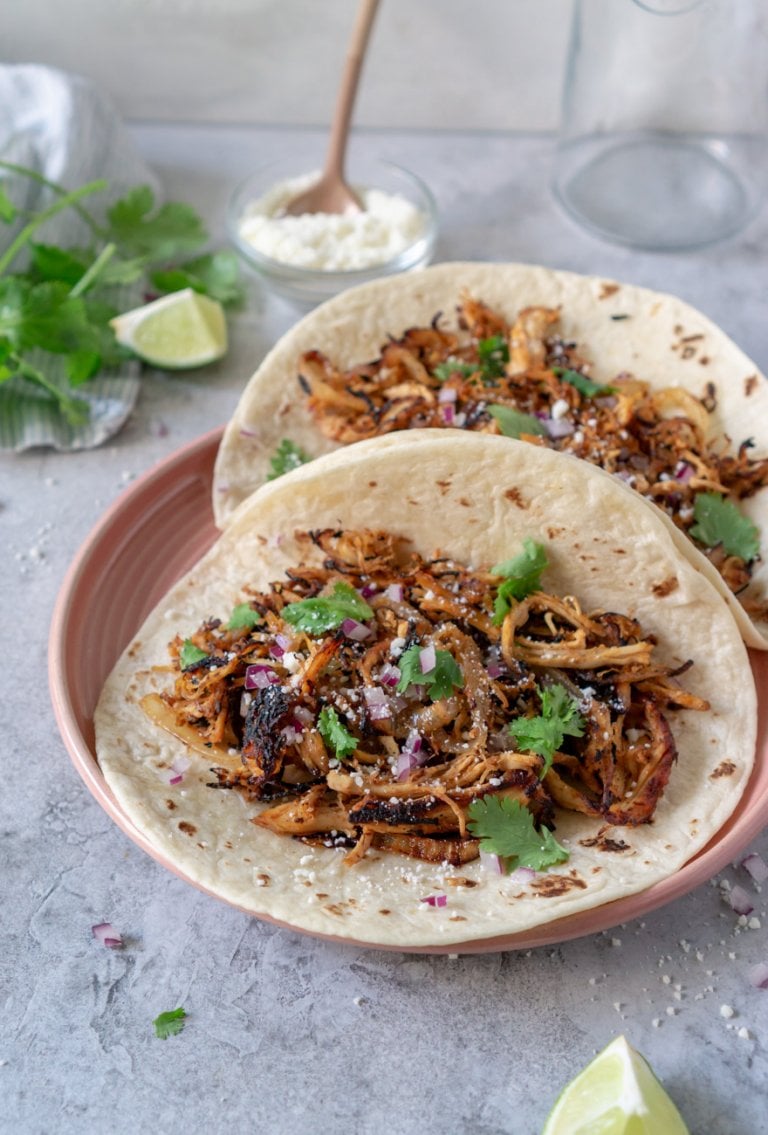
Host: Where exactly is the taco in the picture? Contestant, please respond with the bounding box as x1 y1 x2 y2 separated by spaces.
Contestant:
212 262 768 649
96 432 756 948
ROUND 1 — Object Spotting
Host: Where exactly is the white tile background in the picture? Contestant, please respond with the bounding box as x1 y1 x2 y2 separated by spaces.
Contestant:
3 0 573 129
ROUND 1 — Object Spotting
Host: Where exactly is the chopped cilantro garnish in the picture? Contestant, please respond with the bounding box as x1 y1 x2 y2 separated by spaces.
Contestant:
509 683 585 776
552 366 614 398
267 438 311 481
466 795 569 871
179 639 208 669
226 602 262 630
477 335 509 382
433 359 475 381
281 581 374 635
689 492 760 561
153 1006 187 1039
317 706 359 761
396 645 464 701
491 539 548 624
488 403 547 439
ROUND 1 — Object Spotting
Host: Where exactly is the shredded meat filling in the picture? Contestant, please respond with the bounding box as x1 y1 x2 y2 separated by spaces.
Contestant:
150 528 708 866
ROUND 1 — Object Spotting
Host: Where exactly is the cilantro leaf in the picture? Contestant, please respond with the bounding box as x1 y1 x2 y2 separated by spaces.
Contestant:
153 1007 187 1039
466 795 569 871
396 644 465 701
689 492 760 561
105 187 207 263
433 359 474 381
267 438 312 480
552 366 614 398
491 539 548 624
226 602 262 630
477 335 509 382
317 706 359 761
179 639 208 669
509 683 585 776
488 403 547 439
150 251 243 307
282 581 374 635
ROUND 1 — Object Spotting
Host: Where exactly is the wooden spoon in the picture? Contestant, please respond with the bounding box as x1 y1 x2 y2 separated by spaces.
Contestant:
283 0 380 217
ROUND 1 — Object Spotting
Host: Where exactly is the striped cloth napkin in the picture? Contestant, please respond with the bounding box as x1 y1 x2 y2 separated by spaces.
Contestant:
0 64 161 451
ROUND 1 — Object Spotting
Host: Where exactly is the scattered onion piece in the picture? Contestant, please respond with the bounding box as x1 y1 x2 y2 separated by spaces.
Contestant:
748 962 768 989
420 894 447 908
479 849 503 875
92 922 123 949
341 617 373 642
269 641 285 659
728 885 755 916
438 386 458 404
441 403 455 425
245 664 280 690
363 686 391 720
419 643 436 674
360 583 378 599
741 852 768 886
508 866 536 884
379 662 401 688
384 584 404 603
486 662 506 679
239 427 257 438
543 417 575 440
168 755 191 785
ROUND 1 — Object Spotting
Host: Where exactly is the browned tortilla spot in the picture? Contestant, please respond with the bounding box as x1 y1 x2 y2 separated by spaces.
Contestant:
745 374 759 397
531 872 588 897
599 283 620 299
504 487 527 509
446 877 478 888
178 821 196 836
579 831 632 853
325 903 346 916
652 576 679 598
436 479 452 495
710 759 737 779
459 497 472 507
256 873 271 886
379 909 391 915
165 799 177 810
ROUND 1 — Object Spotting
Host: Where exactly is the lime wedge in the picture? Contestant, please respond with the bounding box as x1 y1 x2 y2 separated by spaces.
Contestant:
542 1036 690 1135
110 288 227 369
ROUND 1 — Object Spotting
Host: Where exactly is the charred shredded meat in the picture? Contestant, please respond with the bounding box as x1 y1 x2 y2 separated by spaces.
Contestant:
148 528 708 867
296 295 768 597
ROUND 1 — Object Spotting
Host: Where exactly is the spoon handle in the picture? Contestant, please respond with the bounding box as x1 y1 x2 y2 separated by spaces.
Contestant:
324 0 381 181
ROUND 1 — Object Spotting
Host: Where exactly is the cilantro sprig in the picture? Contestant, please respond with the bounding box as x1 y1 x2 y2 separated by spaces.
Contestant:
509 683 585 776
281 581 374 635
689 492 760 561
226 602 262 630
153 1007 187 1039
179 639 208 669
396 645 465 701
0 162 242 426
466 795 569 872
318 706 359 761
552 366 615 398
488 403 547 439
491 539 548 624
432 335 509 385
267 438 312 481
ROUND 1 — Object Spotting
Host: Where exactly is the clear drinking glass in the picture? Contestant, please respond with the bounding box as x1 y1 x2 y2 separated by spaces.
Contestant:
552 0 768 250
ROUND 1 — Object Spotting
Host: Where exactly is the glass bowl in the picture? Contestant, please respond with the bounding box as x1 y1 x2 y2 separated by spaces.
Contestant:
226 154 438 306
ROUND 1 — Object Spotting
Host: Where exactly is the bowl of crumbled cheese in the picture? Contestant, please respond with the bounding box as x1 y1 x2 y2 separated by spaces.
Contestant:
227 153 438 305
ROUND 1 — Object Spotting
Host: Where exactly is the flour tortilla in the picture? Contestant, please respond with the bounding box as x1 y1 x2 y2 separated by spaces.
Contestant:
212 261 768 648
96 432 756 949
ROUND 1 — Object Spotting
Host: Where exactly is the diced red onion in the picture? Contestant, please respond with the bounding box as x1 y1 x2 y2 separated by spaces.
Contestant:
239 427 257 438
508 866 536 884
728 885 755 915
275 633 291 650
360 583 378 599
289 717 306 734
741 852 768 886
419 644 436 674
293 705 314 726
363 686 391 720
269 641 285 659
280 725 301 745
486 662 506 679
384 584 404 603
397 730 425 780
544 417 575 440
479 849 504 875
748 962 768 989
245 664 280 690
674 461 694 483
454 411 467 427
92 922 123 948
379 663 401 688
420 894 447 908
341 617 372 642
438 386 458 403
168 755 190 785
441 403 455 425
217 483 230 494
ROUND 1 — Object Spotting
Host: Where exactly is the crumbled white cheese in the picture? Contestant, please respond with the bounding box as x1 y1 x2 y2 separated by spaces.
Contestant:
237 173 427 271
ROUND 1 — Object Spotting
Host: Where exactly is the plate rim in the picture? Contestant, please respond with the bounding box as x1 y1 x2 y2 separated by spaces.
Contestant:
48 429 768 953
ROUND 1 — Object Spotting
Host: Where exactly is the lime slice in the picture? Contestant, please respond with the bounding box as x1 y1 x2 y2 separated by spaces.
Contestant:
542 1036 690 1135
110 288 227 369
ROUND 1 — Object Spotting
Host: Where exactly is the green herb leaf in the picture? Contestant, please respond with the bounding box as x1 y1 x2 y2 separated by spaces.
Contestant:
317 706 359 761
433 359 475 381
689 492 760 561
282 581 374 635
491 539 548 624
477 334 509 382
488 403 547 439
466 795 569 871
153 1007 187 1039
509 683 585 776
552 366 614 398
396 645 465 701
267 438 312 481
179 639 208 669
105 186 207 264
226 602 262 630
150 251 243 308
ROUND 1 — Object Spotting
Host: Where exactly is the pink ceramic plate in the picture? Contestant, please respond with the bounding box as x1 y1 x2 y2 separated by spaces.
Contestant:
49 429 768 953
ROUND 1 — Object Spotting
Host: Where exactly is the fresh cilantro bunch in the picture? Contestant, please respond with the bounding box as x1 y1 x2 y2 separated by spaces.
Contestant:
466 795 569 872
491 538 548 623
0 162 242 425
509 683 585 776
281 581 374 635
396 644 465 701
